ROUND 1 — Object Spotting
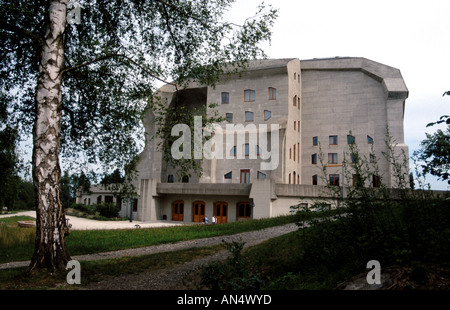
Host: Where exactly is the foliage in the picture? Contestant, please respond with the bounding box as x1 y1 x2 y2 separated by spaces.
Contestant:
70 202 120 219
198 239 264 290
414 126 450 185
0 0 278 181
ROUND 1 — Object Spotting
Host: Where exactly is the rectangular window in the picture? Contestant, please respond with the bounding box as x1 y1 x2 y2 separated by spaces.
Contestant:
329 135 338 145
240 169 250 184
268 87 276 100
367 135 374 144
313 136 318 146
264 110 271 121
353 174 363 187
230 146 236 156
224 171 232 179
244 143 249 156
226 113 233 122
347 135 356 145
221 92 229 104
372 175 381 188
245 111 254 121
244 89 255 102
328 153 338 164
329 174 340 186
311 153 317 165
312 175 318 185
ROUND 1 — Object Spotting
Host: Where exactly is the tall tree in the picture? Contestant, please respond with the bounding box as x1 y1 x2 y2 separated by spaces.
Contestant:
0 0 277 272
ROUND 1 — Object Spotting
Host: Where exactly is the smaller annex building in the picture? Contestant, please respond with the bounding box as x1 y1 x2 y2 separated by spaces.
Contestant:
77 57 410 223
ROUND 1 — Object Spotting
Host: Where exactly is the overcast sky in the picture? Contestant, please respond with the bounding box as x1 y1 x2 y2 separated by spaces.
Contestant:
229 0 450 189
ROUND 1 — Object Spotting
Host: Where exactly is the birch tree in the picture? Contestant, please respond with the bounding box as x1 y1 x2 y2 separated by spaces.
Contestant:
0 0 277 272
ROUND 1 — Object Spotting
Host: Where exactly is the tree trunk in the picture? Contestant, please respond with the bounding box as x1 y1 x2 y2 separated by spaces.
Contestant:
29 0 71 273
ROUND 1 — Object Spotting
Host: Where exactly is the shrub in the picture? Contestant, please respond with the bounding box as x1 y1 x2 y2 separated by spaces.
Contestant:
95 202 120 218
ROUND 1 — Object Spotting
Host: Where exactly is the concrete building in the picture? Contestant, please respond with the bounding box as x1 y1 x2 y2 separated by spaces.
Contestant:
77 57 409 223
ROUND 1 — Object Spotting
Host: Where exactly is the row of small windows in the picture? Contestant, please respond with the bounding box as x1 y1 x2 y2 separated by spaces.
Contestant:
311 152 377 165
224 170 267 181
311 174 381 188
225 110 272 123
221 88 276 104
312 135 374 146
221 88 300 109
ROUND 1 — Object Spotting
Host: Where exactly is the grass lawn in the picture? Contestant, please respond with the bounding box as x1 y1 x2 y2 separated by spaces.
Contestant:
0 214 296 264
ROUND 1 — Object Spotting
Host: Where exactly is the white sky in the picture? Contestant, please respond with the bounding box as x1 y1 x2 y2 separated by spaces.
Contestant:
229 0 450 190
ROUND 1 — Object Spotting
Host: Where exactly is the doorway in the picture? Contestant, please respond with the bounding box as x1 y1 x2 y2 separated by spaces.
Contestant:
172 200 184 221
214 201 228 224
192 200 206 223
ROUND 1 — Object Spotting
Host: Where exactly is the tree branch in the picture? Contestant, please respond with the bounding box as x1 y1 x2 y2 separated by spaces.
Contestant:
61 53 177 89
0 19 44 45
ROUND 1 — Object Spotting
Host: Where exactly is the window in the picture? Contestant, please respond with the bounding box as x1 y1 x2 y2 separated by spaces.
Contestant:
245 111 254 121
372 175 381 188
367 136 374 144
226 113 233 122
370 154 377 163
353 174 363 187
312 175 318 185
329 135 338 145
224 171 232 179
132 199 138 212
237 201 252 218
293 95 297 107
264 110 271 121
328 153 338 164
105 195 113 203
329 174 340 186
97 195 102 204
182 176 189 183
351 153 359 163
293 145 296 161
256 145 262 155
313 136 318 146
230 146 236 156
297 121 300 132
168 174 174 183
240 169 250 184
294 121 296 131
244 89 255 102
244 143 249 156
221 92 229 104
311 153 317 165
268 87 276 100
347 135 356 144
298 97 300 109
257 171 266 179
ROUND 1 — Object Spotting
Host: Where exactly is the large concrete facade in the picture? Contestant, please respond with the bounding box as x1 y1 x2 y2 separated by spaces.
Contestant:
77 57 410 223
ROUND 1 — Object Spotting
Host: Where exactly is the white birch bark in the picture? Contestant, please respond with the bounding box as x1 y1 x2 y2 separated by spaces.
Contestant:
29 0 71 272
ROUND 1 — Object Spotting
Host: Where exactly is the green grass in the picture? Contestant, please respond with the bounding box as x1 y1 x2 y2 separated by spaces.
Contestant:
0 214 295 264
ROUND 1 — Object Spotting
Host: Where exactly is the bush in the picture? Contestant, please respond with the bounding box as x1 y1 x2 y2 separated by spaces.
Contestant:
199 239 264 290
95 202 120 218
